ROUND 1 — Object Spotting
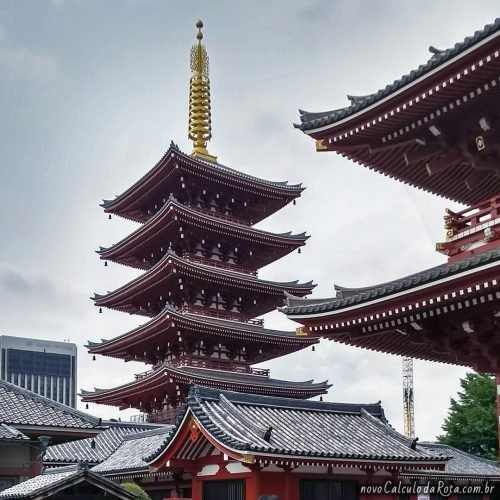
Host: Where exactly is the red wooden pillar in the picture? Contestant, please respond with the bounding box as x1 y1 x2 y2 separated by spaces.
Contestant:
191 475 202 500
496 373 500 459
283 466 292 500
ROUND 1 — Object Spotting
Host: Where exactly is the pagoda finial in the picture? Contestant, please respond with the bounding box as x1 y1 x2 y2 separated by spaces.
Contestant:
188 20 217 163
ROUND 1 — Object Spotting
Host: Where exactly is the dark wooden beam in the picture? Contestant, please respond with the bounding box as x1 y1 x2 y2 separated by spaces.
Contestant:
426 152 465 176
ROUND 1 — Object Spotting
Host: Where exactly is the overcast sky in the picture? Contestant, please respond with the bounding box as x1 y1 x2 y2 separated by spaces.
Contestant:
1 1 498 440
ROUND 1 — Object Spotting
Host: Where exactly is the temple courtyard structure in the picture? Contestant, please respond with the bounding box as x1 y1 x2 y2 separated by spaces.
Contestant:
2 16 500 500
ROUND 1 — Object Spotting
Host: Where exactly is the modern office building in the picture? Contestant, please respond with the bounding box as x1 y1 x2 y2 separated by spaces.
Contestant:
0 336 77 407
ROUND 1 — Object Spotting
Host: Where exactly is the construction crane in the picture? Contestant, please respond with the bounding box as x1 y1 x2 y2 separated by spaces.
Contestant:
402 356 415 438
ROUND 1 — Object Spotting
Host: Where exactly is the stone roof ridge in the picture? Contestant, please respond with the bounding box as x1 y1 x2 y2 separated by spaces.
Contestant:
296 17 500 131
359 408 407 440
192 386 382 416
218 394 268 438
121 425 174 441
43 464 79 475
0 379 99 427
359 409 444 460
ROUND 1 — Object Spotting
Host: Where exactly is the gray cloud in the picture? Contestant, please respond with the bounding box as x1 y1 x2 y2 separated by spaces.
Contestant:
0 29 58 84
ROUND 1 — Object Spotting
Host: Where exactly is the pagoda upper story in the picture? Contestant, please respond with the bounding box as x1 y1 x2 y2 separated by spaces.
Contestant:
82 21 328 423
101 144 304 225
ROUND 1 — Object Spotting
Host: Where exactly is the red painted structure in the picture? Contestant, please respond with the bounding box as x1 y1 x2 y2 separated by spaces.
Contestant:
284 19 500 449
82 144 329 422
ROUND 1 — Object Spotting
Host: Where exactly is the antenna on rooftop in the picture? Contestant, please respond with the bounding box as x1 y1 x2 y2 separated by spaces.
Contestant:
402 356 415 438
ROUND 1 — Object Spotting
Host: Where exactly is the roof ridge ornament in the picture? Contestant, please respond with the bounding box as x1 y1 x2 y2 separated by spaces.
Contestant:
188 20 217 163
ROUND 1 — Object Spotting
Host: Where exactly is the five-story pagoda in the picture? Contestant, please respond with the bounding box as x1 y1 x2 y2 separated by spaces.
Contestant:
81 21 329 423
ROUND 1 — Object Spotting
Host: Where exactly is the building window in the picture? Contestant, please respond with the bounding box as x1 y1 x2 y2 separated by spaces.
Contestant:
203 479 245 500
300 479 358 500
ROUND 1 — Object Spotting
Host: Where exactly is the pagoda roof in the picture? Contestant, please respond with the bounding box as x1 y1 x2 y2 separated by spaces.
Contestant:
0 379 100 436
101 144 303 222
295 18 500 205
92 251 315 316
92 427 173 476
98 196 308 269
147 386 445 467
87 305 318 360
297 18 500 133
44 423 158 467
282 247 500 317
80 363 330 404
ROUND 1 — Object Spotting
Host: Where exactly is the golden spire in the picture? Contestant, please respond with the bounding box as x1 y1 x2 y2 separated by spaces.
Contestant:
188 20 217 162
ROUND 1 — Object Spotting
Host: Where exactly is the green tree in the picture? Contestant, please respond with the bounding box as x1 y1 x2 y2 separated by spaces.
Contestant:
121 482 152 500
437 372 498 460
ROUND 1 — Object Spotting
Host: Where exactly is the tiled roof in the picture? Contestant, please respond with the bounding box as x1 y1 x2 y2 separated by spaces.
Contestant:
282 247 500 315
99 196 308 256
419 443 500 478
92 250 315 303
81 363 330 399
297 18 500 131
0 470 76 499
0 466 135 499
0 379 98 430
102 146 303 213
92 427 173 475
0 423 29 441
147 386 445 463
87 305 319 351
44 424 156 466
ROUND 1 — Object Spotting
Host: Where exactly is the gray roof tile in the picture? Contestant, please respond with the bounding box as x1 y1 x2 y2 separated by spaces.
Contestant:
0 467 135 499
0 379 98 430
420 443 500 477
92 427 173 475
44 424 156 465
146 386 445 464
0 423 29 441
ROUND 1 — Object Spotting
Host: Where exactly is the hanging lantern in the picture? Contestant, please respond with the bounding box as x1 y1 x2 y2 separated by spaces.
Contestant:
312 345 315 352
92 355 96 361
108 214 112 219
104 261 108 267
320 396 323 402
99 308 103 314
293 199 296 205
85 403 89 409
298 248 301 254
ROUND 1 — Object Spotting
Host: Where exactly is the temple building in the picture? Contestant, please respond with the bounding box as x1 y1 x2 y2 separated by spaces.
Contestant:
282 18 500 447
81 21 328 424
